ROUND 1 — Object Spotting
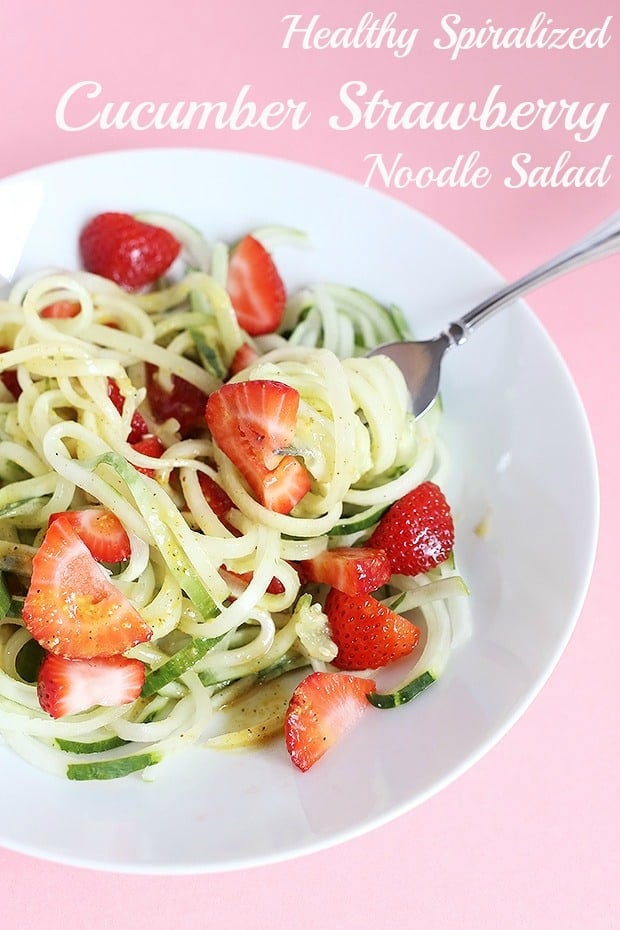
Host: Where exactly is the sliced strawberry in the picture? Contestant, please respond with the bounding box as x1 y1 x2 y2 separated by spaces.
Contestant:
299 547 391 595
79 212 181 291
144 363 209 436
37 653 145 718
227 235 286 336
22 519 151 658
324 588 420 671
40 300 81 319
227 342 260 377
205 380 311 514
107 378 149 443
368 481 454 577
130 434 166 477
285 671 376 772
256 457 312 514
49 509 131 563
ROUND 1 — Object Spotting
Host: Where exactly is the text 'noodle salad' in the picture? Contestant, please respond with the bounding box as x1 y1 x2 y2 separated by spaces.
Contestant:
0 211 470 780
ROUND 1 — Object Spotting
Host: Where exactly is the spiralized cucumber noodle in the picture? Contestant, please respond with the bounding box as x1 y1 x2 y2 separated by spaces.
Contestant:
0 220 469 780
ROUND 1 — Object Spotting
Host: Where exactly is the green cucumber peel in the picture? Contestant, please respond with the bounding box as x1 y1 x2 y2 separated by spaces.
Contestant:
0 572 11 619
370 299 410 343
204 674 236 691
56 735 129 754
251 225 310 249
367 669 436 709
256 651 310 684
5 595 25 620
386 591 407 612
67 751 161 780
89 452 220 620
328 504 389 537
0 496 50 520
189 326 226 379
387 304 411 341
142 634 225 697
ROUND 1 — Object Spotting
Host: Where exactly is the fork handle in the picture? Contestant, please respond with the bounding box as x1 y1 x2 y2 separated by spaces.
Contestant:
455 211 620 339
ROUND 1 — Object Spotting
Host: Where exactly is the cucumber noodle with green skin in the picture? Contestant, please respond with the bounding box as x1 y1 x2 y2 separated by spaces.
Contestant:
0 221 468 780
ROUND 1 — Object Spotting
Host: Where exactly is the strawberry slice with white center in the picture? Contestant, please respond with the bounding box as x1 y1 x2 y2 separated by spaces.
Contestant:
205 379 311 514
285 671 376 772
37 653 145 718
22 519 152 659
227 235 286 336
298 546 391 595
49 508 131 563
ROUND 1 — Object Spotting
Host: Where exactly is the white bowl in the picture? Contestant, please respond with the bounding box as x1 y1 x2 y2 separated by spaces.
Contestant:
0 149 598 873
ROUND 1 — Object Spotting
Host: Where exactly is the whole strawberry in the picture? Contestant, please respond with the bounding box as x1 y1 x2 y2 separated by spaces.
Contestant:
79 212 181 291
368 481 454 576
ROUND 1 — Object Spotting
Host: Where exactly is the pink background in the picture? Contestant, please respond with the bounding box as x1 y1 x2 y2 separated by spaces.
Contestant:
0 0 618 927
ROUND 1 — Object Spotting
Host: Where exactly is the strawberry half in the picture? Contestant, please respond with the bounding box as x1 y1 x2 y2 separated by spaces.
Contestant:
49 509 131 563
324 589 420 671
368 481 454 577
22 519 152 659
37 653 145 718
299 547 391 595
79 212 181 291
227 235 286 335
205 380 311 514
285 671 376 772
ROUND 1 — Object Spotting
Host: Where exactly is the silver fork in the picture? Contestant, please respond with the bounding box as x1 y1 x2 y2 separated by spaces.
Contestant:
368 212 620 417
